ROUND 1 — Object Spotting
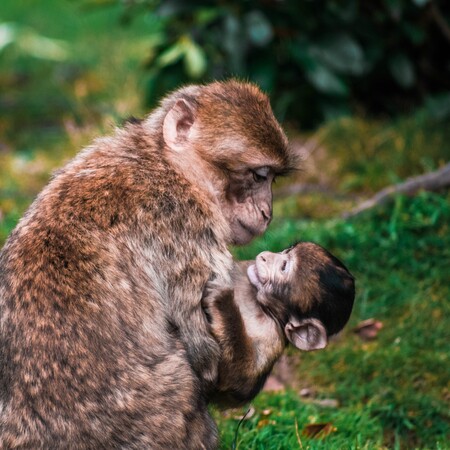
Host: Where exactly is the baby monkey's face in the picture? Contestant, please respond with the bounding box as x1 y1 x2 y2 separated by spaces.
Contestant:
246 242 352 322
246 243 309 321
246 242 355 351
247 245 295 299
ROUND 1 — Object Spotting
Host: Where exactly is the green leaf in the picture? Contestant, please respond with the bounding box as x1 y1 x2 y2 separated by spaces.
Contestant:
183 38 207 78
389 54 415 89
305 63 349 96
245 11 273 47
310 33 367 75
0 23 68 60
156 41 185 67
0 23 17 52
195 8 222 25
412 0 429 6
424 92 450 120
18 30 68 61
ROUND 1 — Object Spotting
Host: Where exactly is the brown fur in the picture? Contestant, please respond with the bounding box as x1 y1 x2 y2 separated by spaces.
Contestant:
0 81 295 449
203 243 355 407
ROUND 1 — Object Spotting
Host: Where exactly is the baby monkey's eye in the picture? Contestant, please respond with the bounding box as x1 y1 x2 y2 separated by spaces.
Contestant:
281 260 290 273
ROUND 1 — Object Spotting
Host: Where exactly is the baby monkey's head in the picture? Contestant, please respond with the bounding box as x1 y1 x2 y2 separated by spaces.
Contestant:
247 242 355 352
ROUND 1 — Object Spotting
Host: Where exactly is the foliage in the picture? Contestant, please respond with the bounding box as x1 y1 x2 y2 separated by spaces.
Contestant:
0 22 68 61
112 0 450 127
0 0 149 150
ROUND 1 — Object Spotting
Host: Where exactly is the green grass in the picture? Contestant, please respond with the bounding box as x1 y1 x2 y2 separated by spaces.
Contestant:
312 114 450 194
218 191 450 449
1 1 449 449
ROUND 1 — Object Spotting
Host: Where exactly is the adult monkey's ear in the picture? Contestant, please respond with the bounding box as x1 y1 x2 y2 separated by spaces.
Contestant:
285 318 327 351
163 99 196 152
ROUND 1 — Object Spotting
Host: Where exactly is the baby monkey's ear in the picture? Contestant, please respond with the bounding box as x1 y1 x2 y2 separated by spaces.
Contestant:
285 318 327 351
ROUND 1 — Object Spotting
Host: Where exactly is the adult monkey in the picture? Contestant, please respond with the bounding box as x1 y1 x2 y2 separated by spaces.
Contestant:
0 81 297 449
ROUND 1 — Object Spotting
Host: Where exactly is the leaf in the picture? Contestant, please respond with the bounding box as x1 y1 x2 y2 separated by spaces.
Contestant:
290 38 349 95
183 38 207 78
195 8 222 25
18 32 68 61
412 0 429 6
156 41 185 68
302 422 337 438
310 33 367 75
0 23 68 60
389 54 415 89
353 318 383 340
305 62 349 96
257 419 276 428
424 92 450 120
0 23 17 52
245 11 273 47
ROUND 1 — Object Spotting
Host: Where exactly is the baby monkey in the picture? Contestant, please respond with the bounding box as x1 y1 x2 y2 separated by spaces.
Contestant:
203 242 355 406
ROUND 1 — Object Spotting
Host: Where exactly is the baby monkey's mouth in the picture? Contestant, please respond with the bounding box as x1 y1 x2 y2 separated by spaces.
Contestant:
247 264 263 290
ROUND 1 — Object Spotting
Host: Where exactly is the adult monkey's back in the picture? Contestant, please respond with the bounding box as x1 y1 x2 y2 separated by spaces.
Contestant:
0 81 298 449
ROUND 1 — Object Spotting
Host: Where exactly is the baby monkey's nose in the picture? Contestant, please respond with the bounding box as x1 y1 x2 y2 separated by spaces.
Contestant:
257 251 273 264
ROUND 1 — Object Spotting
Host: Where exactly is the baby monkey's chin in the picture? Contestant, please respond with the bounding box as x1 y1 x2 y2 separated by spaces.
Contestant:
247 264 263 290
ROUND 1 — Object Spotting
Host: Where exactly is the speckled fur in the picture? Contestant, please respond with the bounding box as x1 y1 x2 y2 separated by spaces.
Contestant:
0 80 293 449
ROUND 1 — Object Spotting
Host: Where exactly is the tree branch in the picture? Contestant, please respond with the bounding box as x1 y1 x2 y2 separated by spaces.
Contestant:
343 162 450 218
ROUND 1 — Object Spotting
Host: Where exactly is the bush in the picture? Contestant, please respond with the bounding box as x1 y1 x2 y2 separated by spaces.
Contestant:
114 0 450 127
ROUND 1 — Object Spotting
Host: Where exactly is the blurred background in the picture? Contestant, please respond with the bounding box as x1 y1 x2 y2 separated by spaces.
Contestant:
1 0 449 448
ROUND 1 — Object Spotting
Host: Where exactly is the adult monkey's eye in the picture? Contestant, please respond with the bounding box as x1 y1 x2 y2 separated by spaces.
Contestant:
252 167 269 183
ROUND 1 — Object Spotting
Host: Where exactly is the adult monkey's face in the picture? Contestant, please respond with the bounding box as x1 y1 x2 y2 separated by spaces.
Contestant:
162 80 299 245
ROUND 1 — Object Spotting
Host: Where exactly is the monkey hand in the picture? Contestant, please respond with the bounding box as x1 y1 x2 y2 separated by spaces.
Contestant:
174 288 226 391
201 281 220 324
202 282 234 330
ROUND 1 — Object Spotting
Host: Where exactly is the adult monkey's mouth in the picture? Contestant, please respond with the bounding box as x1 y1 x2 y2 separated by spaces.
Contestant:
237 219 259 237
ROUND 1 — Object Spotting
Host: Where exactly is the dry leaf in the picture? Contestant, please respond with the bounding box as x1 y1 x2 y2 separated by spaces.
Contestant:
353 318 383 340
302 422 337 438
257 419 276 429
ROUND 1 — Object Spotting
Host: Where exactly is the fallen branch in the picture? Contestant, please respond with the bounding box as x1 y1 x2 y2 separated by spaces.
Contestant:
343 162 450 218
276 182 335 197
